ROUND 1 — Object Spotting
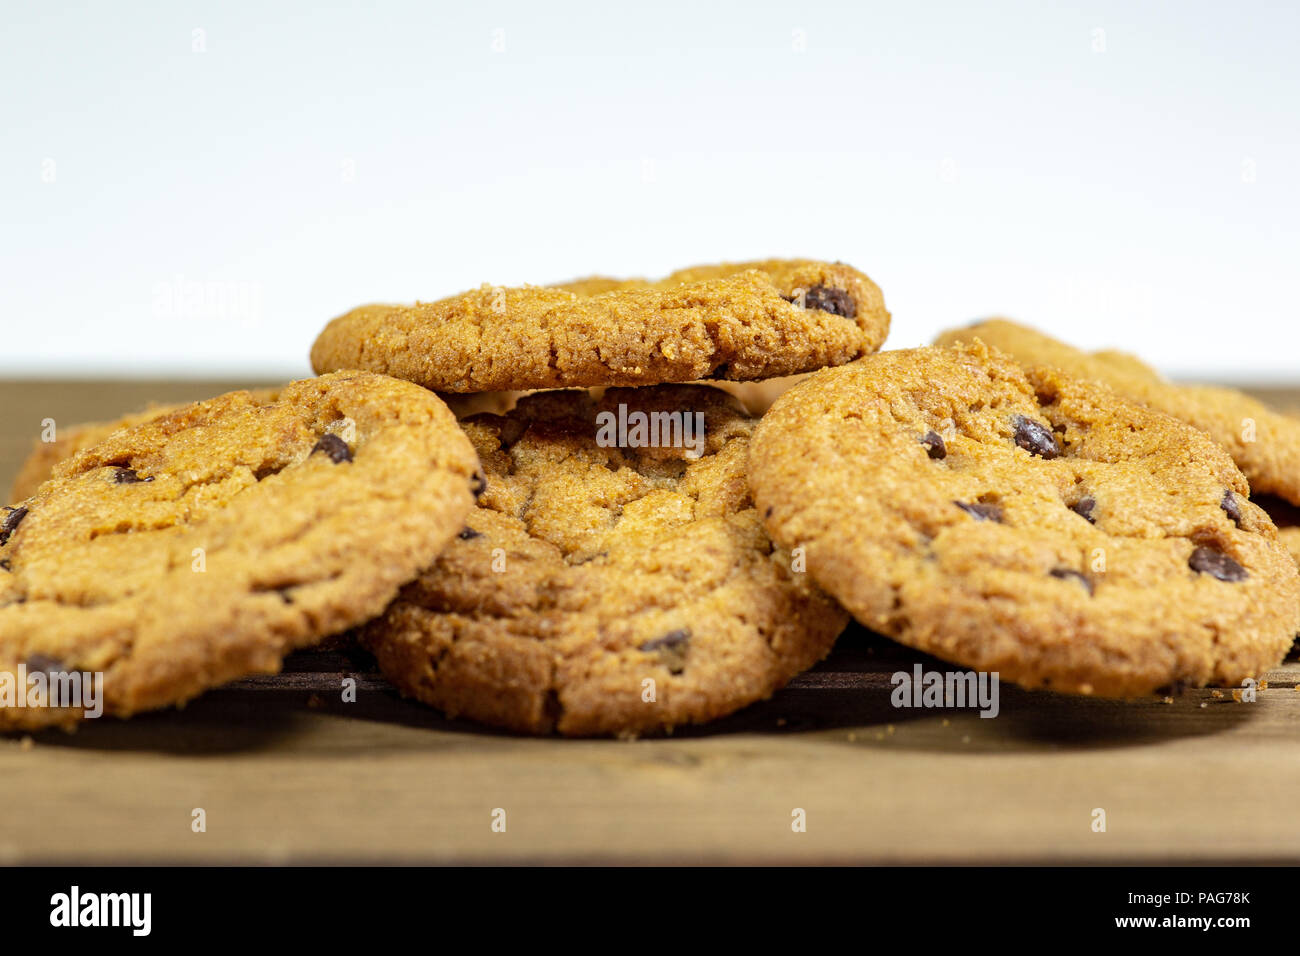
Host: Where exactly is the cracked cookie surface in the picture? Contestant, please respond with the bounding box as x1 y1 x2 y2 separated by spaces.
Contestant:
361 385 846 736
0 371 480 729
749 343 1300 697
311 259 890 392
10 397 272 502
935 319 1300 505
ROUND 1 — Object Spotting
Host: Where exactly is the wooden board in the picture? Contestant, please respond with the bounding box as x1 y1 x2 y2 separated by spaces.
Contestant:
2 379 1299 865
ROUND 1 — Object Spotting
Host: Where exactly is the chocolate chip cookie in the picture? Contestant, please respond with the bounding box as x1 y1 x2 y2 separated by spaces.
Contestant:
310 259 890 392
935 319 1300 505
749 342 1300 697
361 385 846 736
0 371 481 729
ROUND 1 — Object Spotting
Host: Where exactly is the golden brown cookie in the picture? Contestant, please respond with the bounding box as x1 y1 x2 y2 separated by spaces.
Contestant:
0 371 481 729
311 259 889 392
361 385 846 736
749 343 1300 698
935 319 1300 505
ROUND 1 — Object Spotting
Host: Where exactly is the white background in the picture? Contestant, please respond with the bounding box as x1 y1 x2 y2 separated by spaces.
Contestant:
2 0 1297 380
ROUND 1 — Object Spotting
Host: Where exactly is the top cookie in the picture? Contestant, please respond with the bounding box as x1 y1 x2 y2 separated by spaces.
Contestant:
310 259 890 392
935 319 1300 505
749 343 1300 697
0 371 481 729
360 385 847 736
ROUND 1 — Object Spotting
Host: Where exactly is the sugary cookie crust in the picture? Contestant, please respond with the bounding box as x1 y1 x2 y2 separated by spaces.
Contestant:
311 259 890 392
0 371 481 729
9 395 284 502
749 343 1300 697
361 384 846 736
936 319 1300 505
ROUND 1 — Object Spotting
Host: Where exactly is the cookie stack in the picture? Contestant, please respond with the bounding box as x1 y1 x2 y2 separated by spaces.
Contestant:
3 260 1298 735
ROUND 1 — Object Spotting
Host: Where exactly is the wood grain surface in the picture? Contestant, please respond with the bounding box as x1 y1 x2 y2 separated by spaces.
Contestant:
2 379 1299 865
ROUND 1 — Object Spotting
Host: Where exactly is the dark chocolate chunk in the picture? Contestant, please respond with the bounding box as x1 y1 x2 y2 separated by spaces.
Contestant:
921 431 947 460
1050 568 1094 594
470 471 488 499
0 558 9 572
457 527 482 540
0 506 29 546
1220 490 1244 528
1189 546 1248 582
955 501 1003 522
1012 415 1061 459
311 433 352 463
1070 496 1096 523
640 628 691 652
787 285 856 318
640 628 691 674
113 467 153 484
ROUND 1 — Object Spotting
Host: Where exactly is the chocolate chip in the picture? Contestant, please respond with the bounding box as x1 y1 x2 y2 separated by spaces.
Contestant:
1189 546 1248 582
0 506 28 546
1071 496 1096 523
113 467 153 484
0 559 9 572
311 433 352 463
955 501 1003 522
457 527 482 540
1012 415 1061 459
640 628 691 674
470 471 488 499
921 431 947 460
24 653 64 675
640 628 691 652
788 285 856 318
1050 568 1094 594
764 507 774 519
1220 490 1244 528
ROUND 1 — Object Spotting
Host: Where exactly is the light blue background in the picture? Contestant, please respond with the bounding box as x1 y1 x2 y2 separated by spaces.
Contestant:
3 0 1296 378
